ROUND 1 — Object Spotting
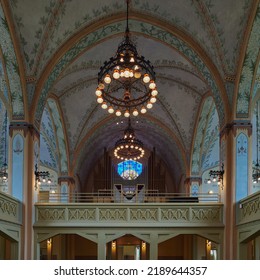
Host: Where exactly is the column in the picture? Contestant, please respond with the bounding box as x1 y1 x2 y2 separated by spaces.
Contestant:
10 122 40 260
254 236 260 259
58 176 75 202
97 233 106 260
184 177 202 197
220 121 252 259
149 233 158 260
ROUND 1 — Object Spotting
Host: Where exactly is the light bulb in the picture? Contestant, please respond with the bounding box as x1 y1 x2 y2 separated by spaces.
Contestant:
134 71 141 79
101 102 108 109
151 89 158 96
146 102 153 109
95 88 102 96
115 110 122 116
108 106 114 114
104 74 111 84
150 97 156 103
130 57 135 62
132 109 139 116
113 70 120 79
98 83 105 89
149 80 156 89
124 110 130 118
140 106 147 114
97 97 103 103
124 68 130 78
143 74 150 83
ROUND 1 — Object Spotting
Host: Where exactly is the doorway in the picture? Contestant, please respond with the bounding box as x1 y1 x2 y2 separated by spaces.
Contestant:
107 234 149 260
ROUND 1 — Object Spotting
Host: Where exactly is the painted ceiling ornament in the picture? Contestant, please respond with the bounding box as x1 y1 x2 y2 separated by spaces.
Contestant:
94 0 158 117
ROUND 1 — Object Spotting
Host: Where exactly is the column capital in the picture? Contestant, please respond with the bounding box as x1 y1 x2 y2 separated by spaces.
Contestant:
220 120 252 138
9 122 40 139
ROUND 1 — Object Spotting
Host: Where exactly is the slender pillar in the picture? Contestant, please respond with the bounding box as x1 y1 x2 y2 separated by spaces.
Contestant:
58 176 75 202
184 177 202 196
10 122 40 260
149 233 158 260
220 121 252 259
97 233 106 260
255 236 260 259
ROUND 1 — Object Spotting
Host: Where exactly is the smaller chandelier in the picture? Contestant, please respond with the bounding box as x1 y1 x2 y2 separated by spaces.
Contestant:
95 0 158 117
114 119 145 161
34 164 52 190
205 163 225 189
252 162 260 184
0 163 8 182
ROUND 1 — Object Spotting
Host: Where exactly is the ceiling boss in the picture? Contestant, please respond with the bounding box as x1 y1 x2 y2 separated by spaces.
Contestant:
95 0 158 117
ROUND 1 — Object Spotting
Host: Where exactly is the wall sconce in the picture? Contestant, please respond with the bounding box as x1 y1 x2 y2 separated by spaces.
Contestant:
0 111 8 183
205 163 224 189
111 241 116 249
0 164 8 183
34 163 51 190
47 238 52 246
252 100 260 185
252 166 260 184
142 241 146 249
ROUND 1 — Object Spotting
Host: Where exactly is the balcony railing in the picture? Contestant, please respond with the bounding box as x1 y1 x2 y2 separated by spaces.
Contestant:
237 191 260 225
34 202 224 228
38 190 220 203
0 191 22 225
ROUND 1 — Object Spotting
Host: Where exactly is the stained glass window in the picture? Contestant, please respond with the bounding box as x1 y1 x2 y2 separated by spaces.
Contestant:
117 160 143 180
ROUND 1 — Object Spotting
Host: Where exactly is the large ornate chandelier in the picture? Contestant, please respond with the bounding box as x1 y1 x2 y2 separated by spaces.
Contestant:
95 0 158 117
114 119 145 161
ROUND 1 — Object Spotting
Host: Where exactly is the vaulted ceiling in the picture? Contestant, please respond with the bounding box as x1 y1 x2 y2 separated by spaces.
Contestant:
1 0 259 189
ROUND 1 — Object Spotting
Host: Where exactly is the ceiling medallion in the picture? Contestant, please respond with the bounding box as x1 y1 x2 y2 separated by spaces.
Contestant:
114 118 144 161
95 0 158 117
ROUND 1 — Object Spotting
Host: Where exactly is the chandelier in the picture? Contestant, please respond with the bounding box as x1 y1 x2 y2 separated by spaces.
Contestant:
95 0 158 117
206 163 225 189
34 164 51 190
0 111 8 183
114 119 144 161
253 101 260 184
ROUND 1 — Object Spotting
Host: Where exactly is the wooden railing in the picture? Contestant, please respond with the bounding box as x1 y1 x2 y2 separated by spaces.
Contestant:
237 191 260 225
38 190 220 203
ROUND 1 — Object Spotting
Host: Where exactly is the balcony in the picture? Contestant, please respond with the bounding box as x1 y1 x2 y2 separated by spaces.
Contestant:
237 190 260 225
0 191 22 225
35 191 223 228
